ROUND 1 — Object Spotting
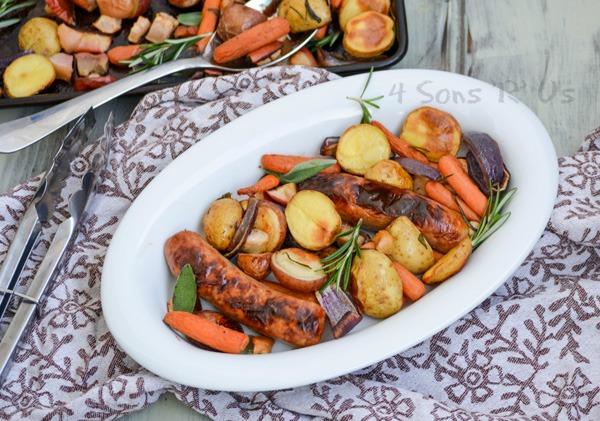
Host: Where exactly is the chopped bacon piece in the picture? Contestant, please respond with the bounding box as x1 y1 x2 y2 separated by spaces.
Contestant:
75 53 109 77
73 74 117 91
128 15 151 43
57 24 112 54
93 15 122 34
145 12 179 44
49 53 74 82
72 0 97 12
45 0 75 25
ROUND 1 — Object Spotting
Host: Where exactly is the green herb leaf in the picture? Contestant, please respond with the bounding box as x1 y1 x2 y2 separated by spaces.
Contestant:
470 186 516 249
262 158 337 183
122 35 204 73
178 11 202 26
346 67 382 124
307 30 341 51
172 264 196 313
319 219 363 291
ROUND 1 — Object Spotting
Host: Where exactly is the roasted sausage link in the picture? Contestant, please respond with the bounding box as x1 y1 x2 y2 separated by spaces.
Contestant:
165 230 326 347
299 173 469 253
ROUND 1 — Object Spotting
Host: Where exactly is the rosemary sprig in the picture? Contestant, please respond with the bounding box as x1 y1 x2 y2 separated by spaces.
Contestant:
470 187 516 249
0 0 35 29
122 35 204 73
307 30 342 51
319 219 363 291
347 67 384 124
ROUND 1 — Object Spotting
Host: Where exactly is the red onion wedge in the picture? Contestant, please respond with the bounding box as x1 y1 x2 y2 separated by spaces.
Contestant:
316 285 362 339
462 132 510 196
393 157 442 180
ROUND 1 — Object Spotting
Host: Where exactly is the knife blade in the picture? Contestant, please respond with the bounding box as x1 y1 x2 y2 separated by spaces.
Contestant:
0 113 112 385
0 108 96 320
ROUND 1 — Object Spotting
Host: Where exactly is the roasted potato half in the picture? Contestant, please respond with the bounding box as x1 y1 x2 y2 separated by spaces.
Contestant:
237 252 272 280
3 54 56 98
18 17 61 57
338 0 390 31
278 0 331 33
364 159 414 190
201 197 244 251
422 237 472 284
349 249 403 318
251 201 287 253
343 11 395 59
336 124 391 175
400 106 462 162
386 216 435 274
271 248 327 292
285 190 342 250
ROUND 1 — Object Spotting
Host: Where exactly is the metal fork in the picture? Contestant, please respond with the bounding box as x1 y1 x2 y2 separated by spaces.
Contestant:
0 6 316 153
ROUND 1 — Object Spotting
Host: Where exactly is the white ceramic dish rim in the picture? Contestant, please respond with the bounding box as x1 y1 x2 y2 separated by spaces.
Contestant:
101 69 558 392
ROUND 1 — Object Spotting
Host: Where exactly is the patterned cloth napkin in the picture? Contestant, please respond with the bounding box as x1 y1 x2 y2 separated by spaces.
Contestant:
0 66 598 420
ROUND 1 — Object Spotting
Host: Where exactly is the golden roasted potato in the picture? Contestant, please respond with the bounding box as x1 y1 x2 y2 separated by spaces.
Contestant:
338 0 390 31
3 54 56 98
400 106 462 162
349 249 403 318
18 17 61 57
364 159 414 190
343 11 395 59
265 182 297 206
285 190 342 250
278 0 331 33
237 252 272 280
422 237 472 284
201 197 244 251
386 216 435 274
240 229 270 254
251 201 287 252
271 248 327 292
336 124 391 175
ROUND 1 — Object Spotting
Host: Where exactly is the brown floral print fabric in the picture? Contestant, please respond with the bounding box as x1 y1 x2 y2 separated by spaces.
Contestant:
0 66 598 420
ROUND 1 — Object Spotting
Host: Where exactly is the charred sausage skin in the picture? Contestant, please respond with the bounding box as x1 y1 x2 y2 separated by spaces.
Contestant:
164 230 325 347
299 173 469 253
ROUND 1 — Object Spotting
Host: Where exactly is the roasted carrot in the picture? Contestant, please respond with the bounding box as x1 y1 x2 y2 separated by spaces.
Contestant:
330 0 343 9
371 120 430 165
438 154 488 218
260 154 341 175
213 17 290 64
425 181 481 222
196 0 222 53
314 25 328 39
247 41 284 64
174 25 199 39
237 174 280 196
392 262 426 302
361 242 376 249
164 311 249 354
107 45 145 66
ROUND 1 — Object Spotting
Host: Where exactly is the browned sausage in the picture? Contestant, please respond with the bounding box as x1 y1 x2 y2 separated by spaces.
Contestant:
164 231 326 347
299 173 469 253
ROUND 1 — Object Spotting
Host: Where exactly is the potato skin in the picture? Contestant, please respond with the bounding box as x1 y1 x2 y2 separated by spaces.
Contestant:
422 237 472 284
349 249 403 318
201 197 244 251
364 159 414 190
18 18 61 57
386 216 435 274
279 0 331 33
237 252 272 280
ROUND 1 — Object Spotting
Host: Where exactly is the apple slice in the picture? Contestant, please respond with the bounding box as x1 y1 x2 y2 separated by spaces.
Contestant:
265 183 297 206
271 248 327 293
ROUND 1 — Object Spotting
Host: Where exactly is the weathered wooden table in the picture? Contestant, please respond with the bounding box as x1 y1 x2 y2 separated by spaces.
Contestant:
0 0 597 419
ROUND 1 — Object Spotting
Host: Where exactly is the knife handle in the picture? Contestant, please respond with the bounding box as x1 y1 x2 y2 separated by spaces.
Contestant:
0 218 75 384
0 206 41 321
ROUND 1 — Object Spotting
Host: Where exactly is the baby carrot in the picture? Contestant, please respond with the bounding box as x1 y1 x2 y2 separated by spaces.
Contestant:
314 25 328 39
237 174 280 196
392 262 426 302
361 242 376 249
247 41 284 64
164 311 249 354
371 121 430 165
107 45 145 66
425 181 481 222
438 154 488 218
260 154 341 175
196 0 222 53
213 17 290 64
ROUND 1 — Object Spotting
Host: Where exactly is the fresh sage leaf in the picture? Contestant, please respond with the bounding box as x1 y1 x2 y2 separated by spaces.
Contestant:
178 11 202 26
262 158 337 183
172 264 196 312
